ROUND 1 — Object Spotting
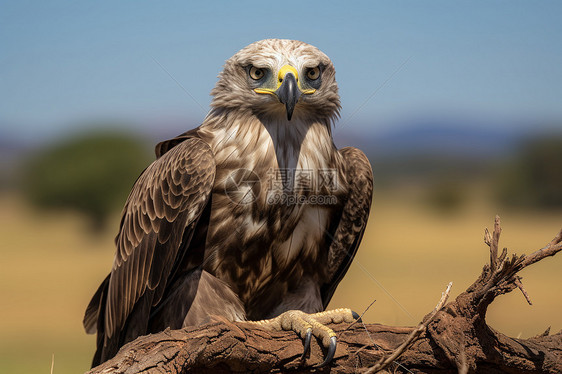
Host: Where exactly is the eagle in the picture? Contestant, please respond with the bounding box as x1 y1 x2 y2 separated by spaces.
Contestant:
84 39 373 367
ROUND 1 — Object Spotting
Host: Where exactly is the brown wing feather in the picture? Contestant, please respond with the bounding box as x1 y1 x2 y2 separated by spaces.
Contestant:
98 137 215 339
321 147 373 308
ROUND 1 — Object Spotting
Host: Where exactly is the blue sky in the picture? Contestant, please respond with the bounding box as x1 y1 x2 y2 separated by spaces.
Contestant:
1 1 561 141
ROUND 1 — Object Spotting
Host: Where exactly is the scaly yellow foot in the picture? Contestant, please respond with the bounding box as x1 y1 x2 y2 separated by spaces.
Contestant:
247 308 359 367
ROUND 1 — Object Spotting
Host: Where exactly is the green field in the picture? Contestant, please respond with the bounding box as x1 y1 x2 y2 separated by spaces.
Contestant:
1 190 560 373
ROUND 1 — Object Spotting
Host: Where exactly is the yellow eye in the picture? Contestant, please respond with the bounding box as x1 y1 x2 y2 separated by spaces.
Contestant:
306 67 320 80
249 66 265 80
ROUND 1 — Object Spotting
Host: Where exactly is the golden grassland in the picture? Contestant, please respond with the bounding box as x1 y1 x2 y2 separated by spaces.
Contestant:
0 189 560 374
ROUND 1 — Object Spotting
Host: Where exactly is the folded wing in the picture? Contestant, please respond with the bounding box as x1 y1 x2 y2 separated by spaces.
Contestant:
321 147 373 308
83 137 216 364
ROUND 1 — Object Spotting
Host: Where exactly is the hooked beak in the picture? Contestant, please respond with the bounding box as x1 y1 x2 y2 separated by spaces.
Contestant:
275 72 300 121
253 65 316 121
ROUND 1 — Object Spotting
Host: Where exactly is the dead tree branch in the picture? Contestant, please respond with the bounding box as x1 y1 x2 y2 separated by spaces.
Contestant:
88 217 562 373
365 282 452 374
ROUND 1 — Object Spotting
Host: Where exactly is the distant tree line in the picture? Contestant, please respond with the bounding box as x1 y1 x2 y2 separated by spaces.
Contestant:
496 135 562 210
19 129 562 232
22 130 152 230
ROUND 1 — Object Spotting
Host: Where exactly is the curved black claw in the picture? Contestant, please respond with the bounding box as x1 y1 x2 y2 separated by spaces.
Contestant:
318 336 337 368
351 310 362 322
300 328 312 360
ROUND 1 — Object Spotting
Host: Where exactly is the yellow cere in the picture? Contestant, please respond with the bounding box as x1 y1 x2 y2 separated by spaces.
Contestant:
277 65 299 88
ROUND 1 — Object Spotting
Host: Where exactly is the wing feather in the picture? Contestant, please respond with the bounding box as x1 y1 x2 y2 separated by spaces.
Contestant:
321 147 373 308
103 137 215 338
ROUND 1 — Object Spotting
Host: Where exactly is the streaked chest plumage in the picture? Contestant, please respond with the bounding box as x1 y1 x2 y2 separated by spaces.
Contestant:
197 116 346 311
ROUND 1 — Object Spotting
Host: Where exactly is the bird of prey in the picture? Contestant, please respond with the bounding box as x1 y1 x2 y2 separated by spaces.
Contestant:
84 39 373 367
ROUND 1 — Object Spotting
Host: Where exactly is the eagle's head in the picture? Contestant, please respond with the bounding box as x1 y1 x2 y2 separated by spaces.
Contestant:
210 39 341 124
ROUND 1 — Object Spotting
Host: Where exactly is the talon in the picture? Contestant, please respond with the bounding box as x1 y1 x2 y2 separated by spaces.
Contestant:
246 309 351 367
318 336 337 368
351 310 362 322
300 328 312 360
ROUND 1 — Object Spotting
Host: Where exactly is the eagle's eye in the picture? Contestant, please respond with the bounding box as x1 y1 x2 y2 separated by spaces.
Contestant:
249 66 266 80
306 67 320 80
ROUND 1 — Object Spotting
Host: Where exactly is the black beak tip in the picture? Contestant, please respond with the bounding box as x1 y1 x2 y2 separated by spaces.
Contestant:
286 110 293 121
284 101 296 121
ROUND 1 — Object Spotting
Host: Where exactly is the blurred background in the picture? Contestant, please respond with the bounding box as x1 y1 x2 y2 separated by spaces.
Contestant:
1 1 561 373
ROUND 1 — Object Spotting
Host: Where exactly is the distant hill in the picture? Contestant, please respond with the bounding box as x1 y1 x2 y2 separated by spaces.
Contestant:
334 119 524 160
0 118 536 188
333 119 532 183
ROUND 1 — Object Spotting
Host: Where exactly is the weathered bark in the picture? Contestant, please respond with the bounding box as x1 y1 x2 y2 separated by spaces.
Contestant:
88 218 562 373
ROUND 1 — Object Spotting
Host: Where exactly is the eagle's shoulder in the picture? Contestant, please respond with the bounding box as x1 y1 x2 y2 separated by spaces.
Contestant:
154 127 205 158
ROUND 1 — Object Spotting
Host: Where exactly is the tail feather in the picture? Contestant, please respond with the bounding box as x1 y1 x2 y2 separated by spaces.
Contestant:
83 274 110 334
84 274 110 367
